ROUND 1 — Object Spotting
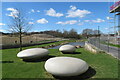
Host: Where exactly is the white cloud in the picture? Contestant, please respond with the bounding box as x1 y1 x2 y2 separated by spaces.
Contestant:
105 28 108 30
56 22 63 25
106 17 110 20
84 18 105 23
29 9 40 13
6 8 19 18
0 24 5 32
7 8 15 11
28 22 34 24
70 5 77 10
0 23 5 25
56 20 78 25
92 18 105 23
37 10 40 12
84 20 90 22
31 9 35 13
0 29 5 32
32 30 40 32
46 8 64 17
66 6 91 18
106 16 113 20
37 18 48 24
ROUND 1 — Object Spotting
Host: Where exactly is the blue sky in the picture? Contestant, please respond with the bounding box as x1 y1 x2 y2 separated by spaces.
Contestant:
1 2 115 34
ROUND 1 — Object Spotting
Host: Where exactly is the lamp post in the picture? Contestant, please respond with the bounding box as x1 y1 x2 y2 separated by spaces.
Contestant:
105 27 110 52
98 26 100 49
107 16 114 52
108 29 110 52
114 14 117 44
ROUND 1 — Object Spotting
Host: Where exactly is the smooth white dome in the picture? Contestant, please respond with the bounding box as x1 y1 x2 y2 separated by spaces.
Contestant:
59 45 76 52
17 48 49 59
45 57 89 76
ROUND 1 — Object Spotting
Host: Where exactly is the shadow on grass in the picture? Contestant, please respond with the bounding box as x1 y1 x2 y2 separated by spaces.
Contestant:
61 51 81 54
53 66 96 80
0 61 14 63
22 55 55 62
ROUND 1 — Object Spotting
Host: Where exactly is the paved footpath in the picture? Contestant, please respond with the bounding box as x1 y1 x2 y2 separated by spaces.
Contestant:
89 38 120 60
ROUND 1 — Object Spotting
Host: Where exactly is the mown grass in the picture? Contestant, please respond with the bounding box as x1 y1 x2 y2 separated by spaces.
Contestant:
1 40 119 79
107 43 120 48
101 41 120 48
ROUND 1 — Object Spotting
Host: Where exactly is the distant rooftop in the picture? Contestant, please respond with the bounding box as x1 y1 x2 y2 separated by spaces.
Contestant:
110 0 120 13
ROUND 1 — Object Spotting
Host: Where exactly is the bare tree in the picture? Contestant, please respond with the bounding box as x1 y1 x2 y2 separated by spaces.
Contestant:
8 9 33 51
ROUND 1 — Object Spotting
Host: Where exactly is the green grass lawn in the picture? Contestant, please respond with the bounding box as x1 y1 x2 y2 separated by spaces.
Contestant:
1 40 119 79
101 41 120 48
107 43 120 48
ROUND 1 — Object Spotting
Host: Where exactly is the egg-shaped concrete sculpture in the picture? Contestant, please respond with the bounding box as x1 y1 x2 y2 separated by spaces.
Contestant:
44 57 89 76
59 45 76 52
17 48 49 59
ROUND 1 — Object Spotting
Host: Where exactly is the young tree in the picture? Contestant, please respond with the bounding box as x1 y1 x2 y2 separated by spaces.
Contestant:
69 29 78 38
8 9 33 51
63 29 69 38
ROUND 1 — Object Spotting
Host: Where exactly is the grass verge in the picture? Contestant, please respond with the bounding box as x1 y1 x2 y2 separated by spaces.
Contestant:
101 41 120 48
1 45 119 79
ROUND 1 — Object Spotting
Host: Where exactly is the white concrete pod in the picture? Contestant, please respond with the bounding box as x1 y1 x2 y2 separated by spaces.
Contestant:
59 45 76 52
17 48 49 59
45 57 89 76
